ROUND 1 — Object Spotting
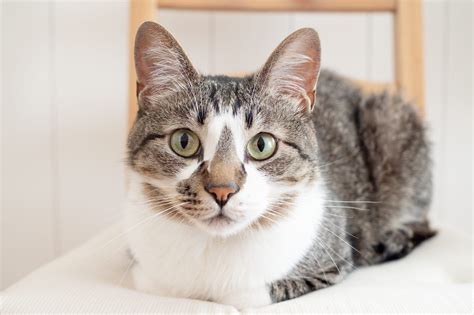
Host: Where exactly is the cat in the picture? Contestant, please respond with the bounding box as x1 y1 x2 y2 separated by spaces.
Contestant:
124 21 435 308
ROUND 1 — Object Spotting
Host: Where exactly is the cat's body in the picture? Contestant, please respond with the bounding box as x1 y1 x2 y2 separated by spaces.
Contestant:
125 22 434 308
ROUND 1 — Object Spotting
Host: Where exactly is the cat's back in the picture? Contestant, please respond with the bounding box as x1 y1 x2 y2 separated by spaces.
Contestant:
313 69 432 264
313 69 429 201
312 69 371 203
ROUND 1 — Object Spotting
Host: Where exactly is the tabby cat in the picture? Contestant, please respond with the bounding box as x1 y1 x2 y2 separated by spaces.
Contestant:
125 21 435 308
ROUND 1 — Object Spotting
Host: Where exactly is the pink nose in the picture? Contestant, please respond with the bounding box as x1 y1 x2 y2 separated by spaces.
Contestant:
205 183 239 207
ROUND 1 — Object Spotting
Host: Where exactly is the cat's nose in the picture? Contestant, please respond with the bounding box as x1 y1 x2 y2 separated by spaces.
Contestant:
205 183 239 207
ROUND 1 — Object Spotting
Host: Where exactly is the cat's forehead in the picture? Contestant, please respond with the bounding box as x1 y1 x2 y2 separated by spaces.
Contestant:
202 111 248 162
135 73 304 143
198 75 298 125
152 74 259 130
200 75 253 109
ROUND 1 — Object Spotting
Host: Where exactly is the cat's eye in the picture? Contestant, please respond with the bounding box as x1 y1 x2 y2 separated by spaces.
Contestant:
247 133 277 161
170 129 200 158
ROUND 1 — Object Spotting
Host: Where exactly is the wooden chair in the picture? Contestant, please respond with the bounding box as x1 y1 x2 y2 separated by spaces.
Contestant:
128 0 424 128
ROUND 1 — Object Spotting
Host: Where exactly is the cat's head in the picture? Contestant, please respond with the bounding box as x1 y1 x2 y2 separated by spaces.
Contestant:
127 22 322 237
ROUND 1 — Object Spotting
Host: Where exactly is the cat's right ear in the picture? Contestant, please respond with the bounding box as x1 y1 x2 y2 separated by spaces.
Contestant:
134 21 198 105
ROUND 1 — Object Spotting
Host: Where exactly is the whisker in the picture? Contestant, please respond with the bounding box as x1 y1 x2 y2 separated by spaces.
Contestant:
260 213 279 225
310 251 328 284
324 220 358 240
324 212 349 218
135 196 186 208
317 148 361 170
324 199 380 204
320 225 363 256
265 208 292 221
323 241 358 271
137 199 177 206
117 257 135 286
326 205 369 211
315 239 341 275
99 203 186 250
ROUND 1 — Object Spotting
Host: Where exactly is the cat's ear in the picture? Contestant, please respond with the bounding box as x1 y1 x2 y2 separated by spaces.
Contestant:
134 21 198 103
257 28 321 112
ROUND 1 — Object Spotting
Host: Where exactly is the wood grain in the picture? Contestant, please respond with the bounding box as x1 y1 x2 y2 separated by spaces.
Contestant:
129 0 156 129
395 0 425 111
353 79 396 94
157 0 397 12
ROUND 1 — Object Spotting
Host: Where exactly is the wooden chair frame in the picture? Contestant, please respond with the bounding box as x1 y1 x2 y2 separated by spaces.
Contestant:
128 0 424 128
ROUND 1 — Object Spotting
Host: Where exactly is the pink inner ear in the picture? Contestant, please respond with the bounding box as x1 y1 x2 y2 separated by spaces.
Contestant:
260 28 321 112
134 22 198 101
296 57 319 111
305 89 317 112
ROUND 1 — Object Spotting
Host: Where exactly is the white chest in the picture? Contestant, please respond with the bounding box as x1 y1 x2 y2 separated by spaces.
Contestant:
124 181 325 302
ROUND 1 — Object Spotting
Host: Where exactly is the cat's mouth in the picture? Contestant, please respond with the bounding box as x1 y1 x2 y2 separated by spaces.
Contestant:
205 213 235 226
187 203 254 236
195 211 248 236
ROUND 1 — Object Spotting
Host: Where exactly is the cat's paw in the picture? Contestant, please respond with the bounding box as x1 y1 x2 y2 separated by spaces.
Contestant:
270 277 332 303
374 221 436 262
219 286 272 309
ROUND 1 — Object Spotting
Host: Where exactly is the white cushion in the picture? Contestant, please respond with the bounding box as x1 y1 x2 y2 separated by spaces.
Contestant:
2 223 472 313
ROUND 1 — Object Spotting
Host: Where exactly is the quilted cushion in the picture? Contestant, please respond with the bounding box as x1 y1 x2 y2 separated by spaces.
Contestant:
3 223 472 313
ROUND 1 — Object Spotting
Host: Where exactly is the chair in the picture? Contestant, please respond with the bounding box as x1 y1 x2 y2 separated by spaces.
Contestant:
9 2 473 313
128 0 425 128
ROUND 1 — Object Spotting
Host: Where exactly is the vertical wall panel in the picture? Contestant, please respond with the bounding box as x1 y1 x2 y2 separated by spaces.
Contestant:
368 13 394 82
213 12 291 75
54 1 128 252
1 1 55 288
0 0 3 289
157 10 213 74
423 0 448 226
293 13 370 80
442 1 472 233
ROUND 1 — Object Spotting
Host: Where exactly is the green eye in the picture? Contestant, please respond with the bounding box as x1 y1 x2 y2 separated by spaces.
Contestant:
170 129 200 157
247 133 277 160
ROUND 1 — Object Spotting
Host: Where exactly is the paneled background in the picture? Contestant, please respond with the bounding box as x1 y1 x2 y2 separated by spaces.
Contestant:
1 0 472 289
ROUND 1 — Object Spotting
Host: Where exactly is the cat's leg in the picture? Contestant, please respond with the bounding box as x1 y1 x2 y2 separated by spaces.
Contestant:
355 93 436 265
219 262 351 307
269 265 349 303
267 214 354 303
373 221 436 262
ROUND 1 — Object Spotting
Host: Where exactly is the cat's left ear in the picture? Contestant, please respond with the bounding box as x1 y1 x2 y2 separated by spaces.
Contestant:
257 28 321 112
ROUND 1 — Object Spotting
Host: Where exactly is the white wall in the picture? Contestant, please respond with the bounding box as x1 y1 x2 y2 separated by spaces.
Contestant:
1 0 472 289
1 0 129 288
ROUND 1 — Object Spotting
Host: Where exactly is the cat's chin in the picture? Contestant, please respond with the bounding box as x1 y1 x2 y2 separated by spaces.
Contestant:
193 214 252 238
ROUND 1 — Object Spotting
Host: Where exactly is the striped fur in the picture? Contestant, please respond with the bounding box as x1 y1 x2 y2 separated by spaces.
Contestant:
124 22 434 308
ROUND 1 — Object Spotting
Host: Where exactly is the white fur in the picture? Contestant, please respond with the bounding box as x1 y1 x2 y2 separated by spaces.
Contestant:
203 112 246 163
124 113 327 308
124 176 325 308
202 114 226 162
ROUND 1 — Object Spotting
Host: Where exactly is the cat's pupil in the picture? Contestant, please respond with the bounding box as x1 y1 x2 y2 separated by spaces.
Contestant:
257 137 265 152
180 133 189 149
